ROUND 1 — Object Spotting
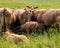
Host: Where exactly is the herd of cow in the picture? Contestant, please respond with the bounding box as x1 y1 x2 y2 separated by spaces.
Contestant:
0 6 60 43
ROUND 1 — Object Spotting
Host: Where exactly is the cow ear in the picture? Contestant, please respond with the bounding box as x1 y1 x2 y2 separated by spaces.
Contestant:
35 6 38 9
27 6 31 8
23 8 26 10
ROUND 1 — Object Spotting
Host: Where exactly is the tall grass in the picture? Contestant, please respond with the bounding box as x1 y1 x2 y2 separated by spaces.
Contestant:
0 28 60 48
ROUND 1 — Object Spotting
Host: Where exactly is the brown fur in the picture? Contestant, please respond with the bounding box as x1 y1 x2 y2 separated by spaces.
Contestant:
20 21 44 34
4 30 28 43
31 9 49 22
27 6 60 30
1 8 16 32
12 8 32 24
41 9 60 27
10 8 32 33
27 6 49 22
0 8 32 33
0 8 4 31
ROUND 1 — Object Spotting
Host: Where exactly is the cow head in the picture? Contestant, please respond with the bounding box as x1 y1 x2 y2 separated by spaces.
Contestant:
27 6 38 12
19 8 32 25
27 6 38 10
26 6 38 21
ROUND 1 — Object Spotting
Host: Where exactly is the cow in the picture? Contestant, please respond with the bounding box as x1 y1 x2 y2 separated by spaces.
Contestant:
27 6 60 32
27 6 50 31
41 9 60 31
1 8 33 34
20 21 44 35
10 8 32 33
27 6 49 22
4 29 28 44
0 8 8 33
1 8 16 32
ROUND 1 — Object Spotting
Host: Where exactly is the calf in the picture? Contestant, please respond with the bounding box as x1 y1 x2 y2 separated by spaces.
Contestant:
20 21 44 35
4 30 28 44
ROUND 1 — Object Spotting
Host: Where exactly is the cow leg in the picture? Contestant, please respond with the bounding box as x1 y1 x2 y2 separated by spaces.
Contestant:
57 23 60 31
44 25 50 33
25 28 30 34
53 23 60 32
57 23 60 32
31 29 36 35
41 28 44 34
2 21 6 32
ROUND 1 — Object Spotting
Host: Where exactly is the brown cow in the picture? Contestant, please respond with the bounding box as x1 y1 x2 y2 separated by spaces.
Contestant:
20 21 44 35
0 8 8 32
27 6 60 31
12 8 32 25
4 29 28 44
41 9 60 31
1 8 32 33
10 8 32 33
1 8 16 32
27 6 49 22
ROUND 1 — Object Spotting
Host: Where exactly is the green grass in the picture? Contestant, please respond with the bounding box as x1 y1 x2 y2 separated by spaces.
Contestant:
0 0 60 8
0 28 60 48
0 0 60 48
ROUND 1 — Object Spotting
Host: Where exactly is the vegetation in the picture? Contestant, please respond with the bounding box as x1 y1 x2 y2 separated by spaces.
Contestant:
0 0 60 48
0 0 60 9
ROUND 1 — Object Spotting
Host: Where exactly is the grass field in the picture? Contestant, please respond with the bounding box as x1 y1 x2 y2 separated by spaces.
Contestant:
0 0 60 9
0 0 60 48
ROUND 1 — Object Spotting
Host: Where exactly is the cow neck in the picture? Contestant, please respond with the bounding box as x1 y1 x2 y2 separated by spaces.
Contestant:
31 10 37 21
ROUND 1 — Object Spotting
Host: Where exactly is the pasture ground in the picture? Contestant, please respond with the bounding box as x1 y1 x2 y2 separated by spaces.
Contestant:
0 0 60 48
